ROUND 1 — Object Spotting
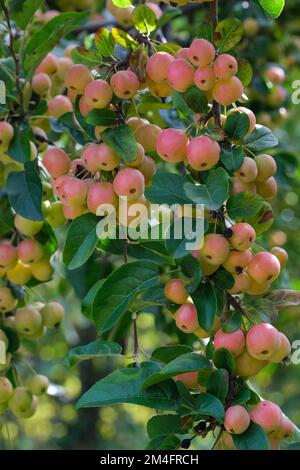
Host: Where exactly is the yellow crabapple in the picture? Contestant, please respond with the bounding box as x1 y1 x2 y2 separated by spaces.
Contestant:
41 302 64 328
0 287 17 314
236 350 268 377
126 143 145 168
134 124 161 152
0 121 14 147
15 307 43 336
256 177 278 201
270 246 288 269
6 261 32 285
0 377 13 403
31 258 54 282
136 155 157 186
28 375 49 396
32 72 52 96
255 154 277 182
235 157 258 183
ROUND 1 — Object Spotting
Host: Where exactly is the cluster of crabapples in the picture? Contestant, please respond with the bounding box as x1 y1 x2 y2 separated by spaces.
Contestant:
0 295 64 418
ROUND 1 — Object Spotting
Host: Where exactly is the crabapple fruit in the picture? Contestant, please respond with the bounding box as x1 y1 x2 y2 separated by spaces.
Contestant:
83 143 120 172
194 66 216 91
114 6 134 27
156 129 188 163
0 377 13 403
187 136 220 171
230 223 256 251
224 405 250 434
0 242 18 271
227 107 256 133
136 155 157 186
62 204 86 220
8 387 35 418
214 329 245 358
212 77 243 106
199 234 230 265
250 401 283 435
273 415 294 440
6 261 32 285
174 48 189 60
0 287 17 313
31 258 54 282
270 247 288 269
164 279 189 304
269 332 291 363
45 202 67 228
0 121 14 146
175 372 199 388
256 177 278 201
43 146 70 177
134 124 161 152
56 56 73 81
187 38 215 67
266 66 285 85
32 73 52 96
110 70 139 99
167 59 195 92
175 303 199 333
236 350 268 377
59 176 88 207
246 277 271 296
127 117 149 132
17 239 44 265
246 323 281 360
126 143 145 168
87 182 118 214
146 52 174 83
113 168 145 202
228 272 250 295
235 157 258 183
36 53 58 75
47 95 73 118
15 307 43 336
41 302 64 328
231 177 256 195
84 79 113 108
214 54 238 80
247 252 281 284
65 64 93 94
223 249 252 273
28 375 49 396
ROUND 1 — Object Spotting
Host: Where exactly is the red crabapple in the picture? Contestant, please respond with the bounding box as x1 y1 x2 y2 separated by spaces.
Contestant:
273 416 294 440
63 204 86 220
214 329 245 358
250 401 283 435
255 154 277 182
47 95 73 118
84 79 113 108
56 57 73 81
175 372 199 388
228 272 250 295
17 239 44 265
156 129 188 163
167 59 195 93
87 182 118 214
266 66 285 85
0 287 17 313
230 223 256 251
224 405 250 435
212 77 243 106
231 177 256 195
164 279 189 304
270 247 288 269
65 64 93 94
256 177 278 201
113 168 145 202
0 121 14 146
36 53 58 75
174 48 189 60
214 54 238 80
235 157 258 183
110 70 139 99
43 147 70 177
187 136 220 171
187 38 215 67
127 117 149 132
236 350 268 377
194 66 216 91
146 52 174 83
0 377 13 403
199 234 230 265
59 176 88 207
227 107 256 133
32 73 52 96
79 96 92 116
83 143 120 172
246 323 281 360
126 143 145 168
136 155 157 186
0 242 18 271
247 252 281 284
269 332 291 363
175 303 199 333
223 249 252 273
134 124 161 152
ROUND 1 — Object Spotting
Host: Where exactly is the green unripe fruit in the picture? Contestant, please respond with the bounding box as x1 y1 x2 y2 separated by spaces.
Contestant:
28 374 49 396
15 307 43 336
0 376 13 403
41 302 64 328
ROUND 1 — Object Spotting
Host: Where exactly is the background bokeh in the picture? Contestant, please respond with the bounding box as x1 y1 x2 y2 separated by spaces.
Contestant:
1 0 300 450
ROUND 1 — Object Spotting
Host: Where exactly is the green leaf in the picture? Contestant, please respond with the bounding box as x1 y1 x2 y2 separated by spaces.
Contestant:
184 168 229 211
233 388 252 405
180 254 203 293
215 18 243 52
101 125 138 163
221 310 243 333
191 282 218 332
7 122 32 163
9 0 44 29
151 345 193 364
242 296 278 323
63 214 99 270
224 112 250 140
186 393 225 423
147 415 183 439
50 113 89 147
0 195 14 237
64 340 122 367
157 8 181 29
236 59 253 87
111 28 139 50
145 168 193 206
142 352 212 389
146 435 181 450
246 201 274 236
85 109 117 126
76 362 180 411
6 161 43 221
213 348 236 375
207 369 229 402
82 279 105 319
95 28 115 57
227 192 265 220
112 0 132 6
165 217 207 260
92 260 161 333
244 125 278 152
212 268 234 291
71 47 101 67
182 86 209 114
220 144 244 172
232 422 270 450
255 0 285 18
132 5 157 34
23 11 89 78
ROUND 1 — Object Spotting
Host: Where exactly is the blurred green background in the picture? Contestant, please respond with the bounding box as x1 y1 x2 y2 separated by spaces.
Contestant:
1 0 300 450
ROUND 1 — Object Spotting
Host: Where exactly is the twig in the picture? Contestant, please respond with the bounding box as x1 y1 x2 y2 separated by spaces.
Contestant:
211 427 223 450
